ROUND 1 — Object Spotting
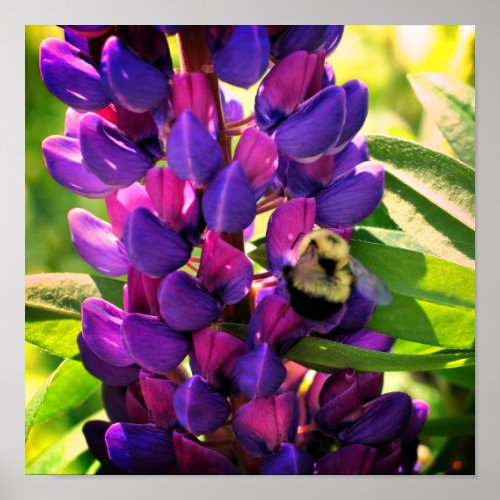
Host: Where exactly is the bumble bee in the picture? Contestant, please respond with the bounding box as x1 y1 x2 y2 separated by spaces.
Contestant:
282 229 391 321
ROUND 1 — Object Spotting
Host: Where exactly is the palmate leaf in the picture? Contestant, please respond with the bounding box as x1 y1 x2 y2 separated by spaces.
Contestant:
26 410 106 474
25 273 125 358
25 359 100 440
366 134 474 268
408 72 475 167
220 323 474 372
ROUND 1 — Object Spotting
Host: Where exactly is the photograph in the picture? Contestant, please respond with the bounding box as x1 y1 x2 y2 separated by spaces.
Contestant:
25 24 475 475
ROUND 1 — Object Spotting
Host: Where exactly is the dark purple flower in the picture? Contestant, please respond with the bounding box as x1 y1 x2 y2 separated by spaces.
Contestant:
261 443 314 475
315 444 377 475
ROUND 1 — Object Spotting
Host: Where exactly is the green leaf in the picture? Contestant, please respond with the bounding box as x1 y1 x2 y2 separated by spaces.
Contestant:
420 416 475 438
350 240 474 310
25 359 100 440
25 307 81 358
352 227 431 254
220 323 474 372
25 410 105 474
25 273 124 318
248 244 269 269
408 72 475 167
434 365 475 390
366 134 474 229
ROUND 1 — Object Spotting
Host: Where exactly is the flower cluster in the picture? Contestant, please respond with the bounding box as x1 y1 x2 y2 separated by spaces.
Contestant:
39 25 428 475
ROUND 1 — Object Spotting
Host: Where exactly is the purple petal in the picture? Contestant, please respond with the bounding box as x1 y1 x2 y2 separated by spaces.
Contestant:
306 304 347 334
64 107 81 138
123 207 191 278
101 36 168 113
400 400 430 444
357 372 384 403
173 431 238 475
335 286 376 332
105 423 175 474
81 298 132 367
255 51 322 132
68 208 129 276
172 73 219 138
139 370 178 429
126 382 149 424
371 441 401 475
332 135 370 179
202 161 256 233
102 384 129 422
122 313 191 373
77 333 139 386
235 343 287 399
105 181 155 238
232 392 298 457
42 136 116 198
197 231 253 304
271 26 344 59
62 25 111 37
285 155 334 197
274 86 346 162
158 271 222 331
145 167 201 244
266 197 316 274
167 111 223 185
315 370 363 436
339 392 413 446
39 38 110 111
220 84 244 123
234 128 278 198
334 81 369 151
174 375 231 436
210 25 270 89
79 113 153 186
247 294 309 356
83 420 122 472
315 161 385 227
335 328 395 353
125 266 150 314
261 443 314 475
191 328 247 394
305 372 329 419
315 444 376 475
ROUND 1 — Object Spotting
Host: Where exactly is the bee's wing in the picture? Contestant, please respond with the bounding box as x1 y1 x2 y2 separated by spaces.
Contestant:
349 256 392 306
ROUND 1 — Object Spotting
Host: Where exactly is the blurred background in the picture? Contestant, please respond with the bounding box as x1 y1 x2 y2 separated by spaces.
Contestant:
25 25 475 472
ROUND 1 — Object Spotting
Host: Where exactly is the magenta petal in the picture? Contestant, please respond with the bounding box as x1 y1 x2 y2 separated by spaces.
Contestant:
79 113 153 187
42 136 115 198
101 36 168 113
68 208 129 276
274 86 346 162
266 197 316 274
279 361 309 394
305 372 329 419
158 271 222 331
335 328 395 353
167 111 223 185
400 400 430 444
255 51 321 132
174 375 231 436
339 392 413 446
173 432 238 475
122 313 191 373
139 370 178 429
172 72 219 138
235 343 287 399
123 207 191 278
102 384 129 422
234 128 278 198
202 161 257 233
261 443 314 475
105 423 175 474
81 298 132 367
39 38 110 111
197 231 253 304
315 444 377 475
232 392 298 457
247 294 309 356
357 372 384 403
191 328 247 394
77 333 139 386
315 161 385 227
126 382 149 424
332 135 370 179
145 168 200 244
105 182 155 238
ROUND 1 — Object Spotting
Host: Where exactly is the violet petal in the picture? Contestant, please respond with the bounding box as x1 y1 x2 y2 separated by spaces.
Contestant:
102 384 129 423
332 135 370 179
400 400 430 444
139 370 178 429
83 420 122 473
315 444 377 475
261 443 314 475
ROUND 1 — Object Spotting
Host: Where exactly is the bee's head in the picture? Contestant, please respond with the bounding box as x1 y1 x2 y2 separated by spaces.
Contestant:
297 229 350 268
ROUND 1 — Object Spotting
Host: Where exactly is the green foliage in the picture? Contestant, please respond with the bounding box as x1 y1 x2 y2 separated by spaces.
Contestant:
25 359 100 441
408 72 475 166
421 415 475 438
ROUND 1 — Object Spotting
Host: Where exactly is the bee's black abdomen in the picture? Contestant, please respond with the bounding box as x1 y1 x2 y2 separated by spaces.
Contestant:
287 284 344 321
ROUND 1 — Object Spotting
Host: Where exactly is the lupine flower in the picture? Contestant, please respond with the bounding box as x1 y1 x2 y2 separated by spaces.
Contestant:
38 24 430 475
